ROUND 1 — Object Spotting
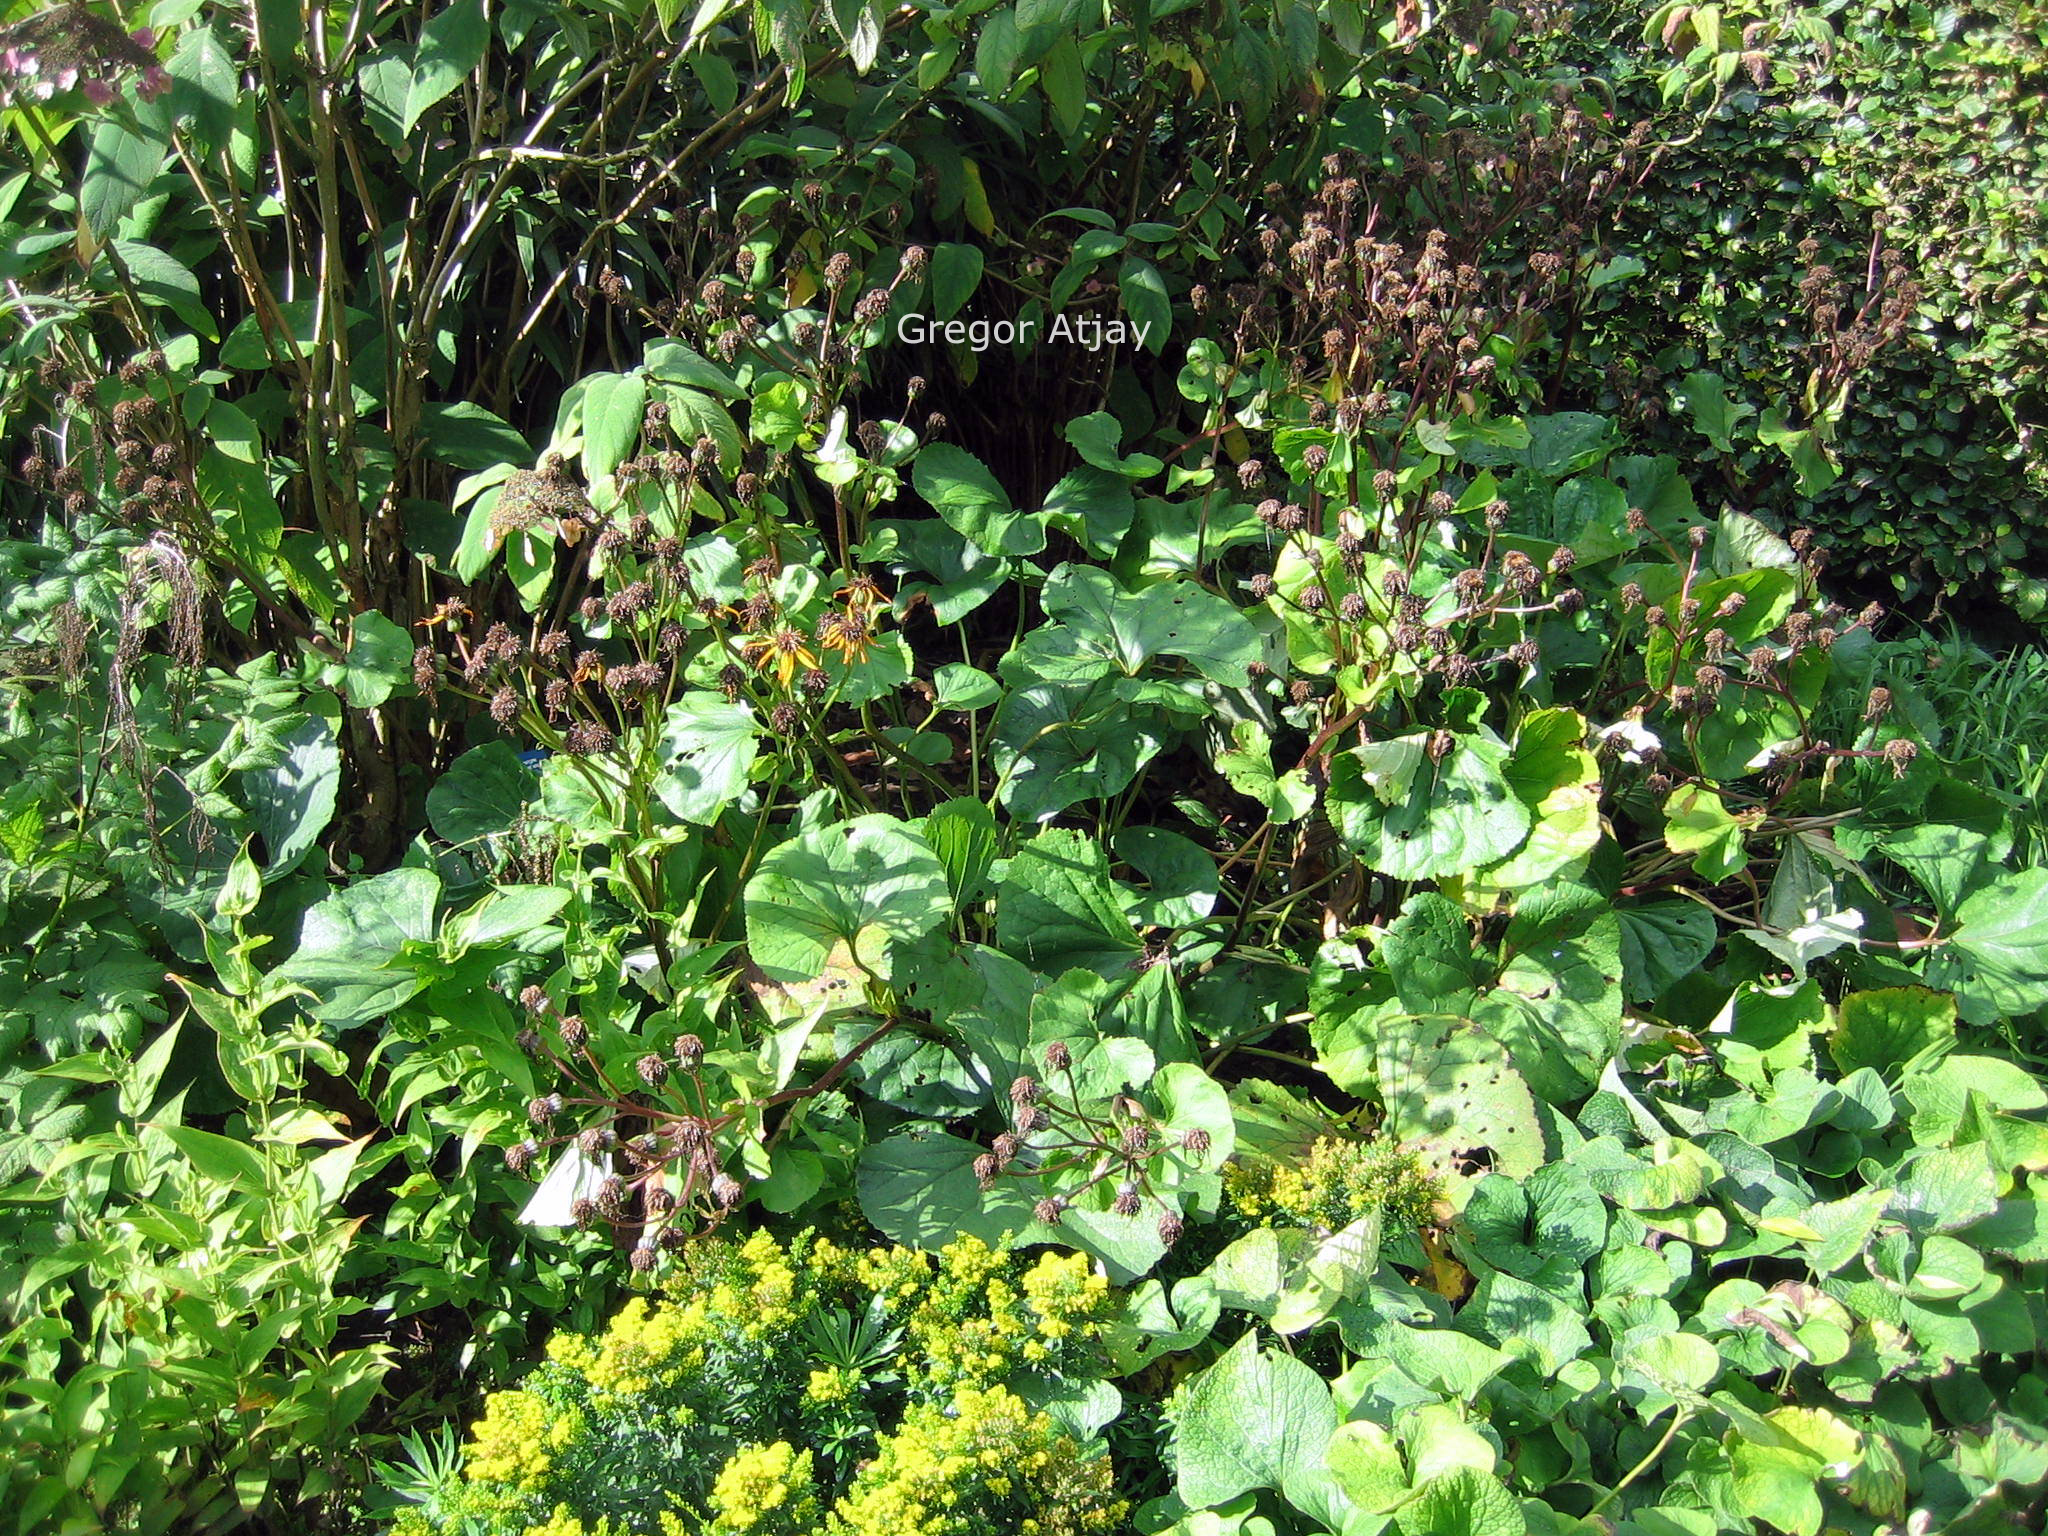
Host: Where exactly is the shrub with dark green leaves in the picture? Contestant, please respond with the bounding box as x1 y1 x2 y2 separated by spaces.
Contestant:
1551 0 2048 616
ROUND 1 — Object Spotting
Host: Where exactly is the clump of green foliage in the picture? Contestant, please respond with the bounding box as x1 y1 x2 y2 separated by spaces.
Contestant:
1225 1134 1445 1236
1555 0 2048 614
2 2 2046 1534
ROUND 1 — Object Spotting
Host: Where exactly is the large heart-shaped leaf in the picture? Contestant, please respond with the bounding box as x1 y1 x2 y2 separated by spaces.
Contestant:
1330 730 1531 882
744 815 950 981
654 695 759 824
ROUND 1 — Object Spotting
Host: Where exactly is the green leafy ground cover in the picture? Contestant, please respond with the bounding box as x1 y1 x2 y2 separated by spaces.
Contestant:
1 2 2045 1534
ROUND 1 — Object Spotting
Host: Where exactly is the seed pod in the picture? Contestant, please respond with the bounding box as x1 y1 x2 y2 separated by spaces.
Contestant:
637 1054 670 1087
1044 1041 1072 1072
1113 1181 1143 1217
1158 1211 1186 1247
1034 1196 1067 1225
711 1172 745 1209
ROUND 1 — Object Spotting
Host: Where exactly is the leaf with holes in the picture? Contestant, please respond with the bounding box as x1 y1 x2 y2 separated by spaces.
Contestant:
1378 1019 1545 1184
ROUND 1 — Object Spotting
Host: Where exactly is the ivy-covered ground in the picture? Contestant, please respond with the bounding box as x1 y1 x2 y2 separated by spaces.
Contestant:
2 3 2046 1535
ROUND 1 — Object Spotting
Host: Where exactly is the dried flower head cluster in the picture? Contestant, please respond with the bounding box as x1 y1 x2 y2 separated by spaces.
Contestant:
980 1043 1214 1251
503 986 744 1260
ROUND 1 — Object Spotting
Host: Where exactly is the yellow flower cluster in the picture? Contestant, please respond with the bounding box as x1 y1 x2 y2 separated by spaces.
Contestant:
663 1228 813 1346
855 1241 935 1302
404 1228 1132 1536
806 1365 856 1405
866 1236 1115 1388
465 1390 586 1489
706 1441 819 1534
519 1512 688 1536
1226 1134 1444 1234
825 1385 1124 1536
552 1293 715 1402
1019 1250 1114 1344
520 1508 615 1536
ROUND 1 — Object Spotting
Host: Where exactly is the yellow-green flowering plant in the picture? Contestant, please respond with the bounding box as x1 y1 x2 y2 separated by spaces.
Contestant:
383 1228 1129 1536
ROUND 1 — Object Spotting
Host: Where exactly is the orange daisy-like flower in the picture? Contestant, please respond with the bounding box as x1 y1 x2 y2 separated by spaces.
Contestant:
742 625 818 690
835 575 887 620
816 608 877 665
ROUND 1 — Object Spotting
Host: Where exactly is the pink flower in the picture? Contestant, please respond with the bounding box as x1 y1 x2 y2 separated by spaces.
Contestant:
131 27 156 49
82 76 112 104
138 65 169 100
